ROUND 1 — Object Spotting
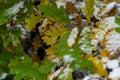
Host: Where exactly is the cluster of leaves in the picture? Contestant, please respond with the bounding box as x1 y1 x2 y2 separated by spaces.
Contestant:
0 0 111 80
9 54 54 80
39 1 70 24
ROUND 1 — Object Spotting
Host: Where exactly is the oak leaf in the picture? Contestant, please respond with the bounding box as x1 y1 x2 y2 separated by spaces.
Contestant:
89 56 108 77
31 53 40 64
66 2 78 14
45 46 55 59
42 26 68 46
25 15 43 32
100 40 106 48
39 2 70 24
32 36 42 51
100 49 110 58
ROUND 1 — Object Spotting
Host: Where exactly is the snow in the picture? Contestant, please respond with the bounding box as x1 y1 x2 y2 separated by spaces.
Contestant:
103 17 119 28
6 1 24 16
91 17 119 47
0 73 7 80
56 1 66 8
63 55 75 63
79 27 96 54
106 59 119 69
105 31 120 55
64 0 76 3
58 65 72 79
83 74 100 80
109 68 120 79
69 13 78 19
20 56 25 60
74 1 84 11
40 18 48 32
99 2 116 16
49 67 64 80
101 57 109 63
67 27 79 47
17 24 28 39
94 5 101 20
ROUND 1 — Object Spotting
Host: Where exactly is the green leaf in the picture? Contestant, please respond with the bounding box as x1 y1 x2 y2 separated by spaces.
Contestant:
16 0 34 23
0 26 22 48
79 27 96 54
25 14 43 32
39 2 70 24
24 0 34 15
39 60 54 74
84 0 95 23
55 33 82 58
0 52 14 73
0 0 23 25
80 59 94 73
115 16 120 25
115 27 120 33
9 54 46 80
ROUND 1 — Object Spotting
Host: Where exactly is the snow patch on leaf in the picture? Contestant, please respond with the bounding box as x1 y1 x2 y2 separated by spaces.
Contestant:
67 27 79 47
6 1 24 16
63 55 75 63
58 65 72 80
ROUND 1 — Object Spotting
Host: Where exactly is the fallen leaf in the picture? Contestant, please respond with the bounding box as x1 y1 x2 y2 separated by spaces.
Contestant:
66 2 78 14
75 15 82 27
45 46 55 59
100 40 106 48
100 49 110 58
25 14 43 32
31 53 40 64
89 56 108 78
84 0 95 23
32 36 42 51
42 26 68 46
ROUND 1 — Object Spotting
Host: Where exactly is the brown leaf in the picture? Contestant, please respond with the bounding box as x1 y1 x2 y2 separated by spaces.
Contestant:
75 15 82 27
32 36 42 51
66 2 78 14
31 53 40 64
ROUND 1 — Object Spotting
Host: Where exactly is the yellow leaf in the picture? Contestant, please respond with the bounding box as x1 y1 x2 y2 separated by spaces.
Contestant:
84 0 95 23
90 56 108 77
25 14 43 32
41 0 49 5
45 46 55 59
100 49 110 58
42 26 68 46
100 40 106 47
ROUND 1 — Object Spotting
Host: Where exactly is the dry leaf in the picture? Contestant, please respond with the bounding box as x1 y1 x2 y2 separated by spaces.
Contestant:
89 56 108 78
100 40 106 47
66 2 78 14
32 36 42 51
45 46 55 59
25 15 42 32
42 26 68 46
31 53 40 64
100 49 110 58
75 15 82 27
